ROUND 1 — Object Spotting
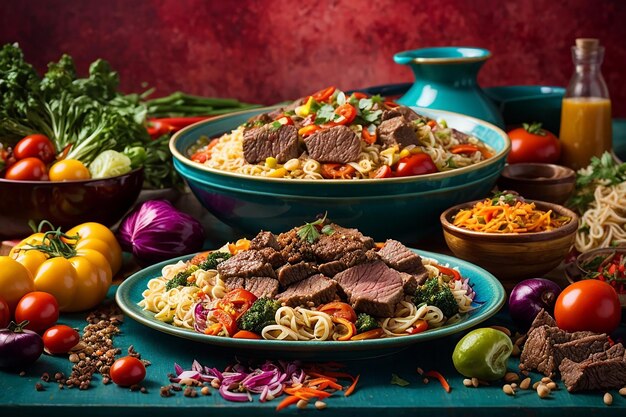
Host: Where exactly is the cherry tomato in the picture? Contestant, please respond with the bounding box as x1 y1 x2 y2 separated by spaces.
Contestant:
554 280 621 334
217 288 257 320
0 296 10 328
110 356 146 387
319 302 357 322
395 153 438 177
13 134 56 163
232 330 262 339
372 165 392 178
507 122 560 164
4 157 48 180
320 163 356 179
43 324 80 354
14 291 59 333
48 159 90 181
213 309 238 335
311 86 336 103
361 127 377 145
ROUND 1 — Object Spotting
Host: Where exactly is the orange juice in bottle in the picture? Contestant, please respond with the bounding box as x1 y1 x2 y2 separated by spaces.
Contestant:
559 38 612 170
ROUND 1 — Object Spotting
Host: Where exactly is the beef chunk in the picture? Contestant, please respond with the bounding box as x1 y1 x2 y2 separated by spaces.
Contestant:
247 112 272 125
275 228 316 264
381 106 426 122
224 276 245 292
519 324 601 377
217 250 276 279
318 260 348 277
588 343 626 362
276 261 317 287
377 239 426 274
245 277 280 298
304 125 361 163
317 249 377 277
311 225 375 263
560 356 626 392
330 225 375 248
529 309 557 332
257 247 285 268
399 271 429 295
377 117 418 148
451 128 472 144
275 274 337 307
552 335 611 369
243 124 300 164
333 261 404 317
249 231 280 251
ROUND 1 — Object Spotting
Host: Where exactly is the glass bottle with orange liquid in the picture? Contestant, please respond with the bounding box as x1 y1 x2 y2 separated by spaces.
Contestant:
559 38 612 170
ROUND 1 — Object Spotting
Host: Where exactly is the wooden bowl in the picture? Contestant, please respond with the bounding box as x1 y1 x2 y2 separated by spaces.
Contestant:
440 199 578 289
497 163 576 204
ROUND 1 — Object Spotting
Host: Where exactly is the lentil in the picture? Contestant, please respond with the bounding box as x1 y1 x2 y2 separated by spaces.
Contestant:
547 382 558 391
297 399 308 409
160 386 173 397
19 371 26 377
41 372 50 382
463 379 473 387
511 345 521 357
35 383 44 391
541 377 552 384
619 387 626 396
532 381 541 390
416 367 424 375
520 378 531 390
502 384 515 396
201 386 211 396
211 379 220 389
537 384 551 399
603 392 613 406
140 387 148 394
471 377 479 388
171 384 182 392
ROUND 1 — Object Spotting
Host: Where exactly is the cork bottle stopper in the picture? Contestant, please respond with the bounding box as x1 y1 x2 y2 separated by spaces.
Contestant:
576 38 599 50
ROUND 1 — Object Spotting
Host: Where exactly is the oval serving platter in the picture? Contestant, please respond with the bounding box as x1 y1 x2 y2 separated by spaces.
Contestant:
116 249 505 359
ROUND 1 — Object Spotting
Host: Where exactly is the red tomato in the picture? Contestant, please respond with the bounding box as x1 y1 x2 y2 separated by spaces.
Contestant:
311 86 336 102
4 157 48 181
110 356 146 387
507 122 560 164
554 280 622 334
232 330 262 339
395 153 438 177
43 325 80 354
217 288 258 320
319 302 357 322
13 134 56 163
213 309 238 335
0 296 9 328
373 165 392 178
321 163 356 179
14 292 59 333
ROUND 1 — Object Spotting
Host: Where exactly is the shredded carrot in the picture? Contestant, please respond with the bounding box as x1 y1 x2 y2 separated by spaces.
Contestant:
317 371 356 381
424 370 451 393
307 372 338 382
452 197 570 233
344 374 360 396
276 395 299 411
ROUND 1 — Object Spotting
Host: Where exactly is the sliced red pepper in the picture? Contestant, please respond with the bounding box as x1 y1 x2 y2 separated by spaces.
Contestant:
435 265 461 280
319 302 357 322
351 92 368 99
320 163 356 179
450 144 480 155
350 328 383 340
384 100 399 109
427 120 437 129
332 317 357 341
147 120 176 138
298 125 321 137
190 138 219 163
217 288 257 320
274 115 294 126
362 127 377 144
149 116 211 130
372 165 392 179
232 330 262 339
334 103 357 125
312 86 336 103
407 319 428 335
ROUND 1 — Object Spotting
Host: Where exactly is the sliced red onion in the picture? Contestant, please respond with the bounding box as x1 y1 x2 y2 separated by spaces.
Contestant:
170 370 201 382
174 363 184 376
259 386 270 402
193 303 208 333
219 384 252 402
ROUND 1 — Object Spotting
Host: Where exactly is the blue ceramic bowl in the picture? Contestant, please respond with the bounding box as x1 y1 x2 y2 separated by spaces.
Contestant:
170 107 510 242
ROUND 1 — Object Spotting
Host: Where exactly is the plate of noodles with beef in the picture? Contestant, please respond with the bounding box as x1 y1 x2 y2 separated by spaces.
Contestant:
116 218 505 357
186 87 495 180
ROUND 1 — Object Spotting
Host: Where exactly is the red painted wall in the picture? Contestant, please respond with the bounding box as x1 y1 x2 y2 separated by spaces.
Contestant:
2 0 625 116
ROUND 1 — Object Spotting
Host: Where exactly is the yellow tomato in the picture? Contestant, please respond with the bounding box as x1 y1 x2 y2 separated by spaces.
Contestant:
0 256 35 311
48 159 91 181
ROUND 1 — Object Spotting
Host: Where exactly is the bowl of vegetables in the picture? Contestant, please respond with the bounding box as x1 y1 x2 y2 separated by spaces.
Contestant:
440 194 578 288
565 247 626 307
170 89 510 243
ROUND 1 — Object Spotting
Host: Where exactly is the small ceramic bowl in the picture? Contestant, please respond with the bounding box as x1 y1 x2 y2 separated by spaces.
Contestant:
565 247 626 307
497 163 576 204
440 199 578 289
0 168 144 240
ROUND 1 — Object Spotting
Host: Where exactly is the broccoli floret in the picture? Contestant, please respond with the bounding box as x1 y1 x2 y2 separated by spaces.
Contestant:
165 266 198 291
355 313 379 333
237 297 281 334
413 278 459 318
198 251 231 271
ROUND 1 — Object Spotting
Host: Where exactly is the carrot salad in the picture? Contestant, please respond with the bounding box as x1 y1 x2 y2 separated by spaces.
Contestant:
452 196 571 233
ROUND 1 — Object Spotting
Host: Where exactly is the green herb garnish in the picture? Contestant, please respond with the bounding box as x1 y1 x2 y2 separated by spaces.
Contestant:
390 373 410 387
297 214 332 244
269 121 282 131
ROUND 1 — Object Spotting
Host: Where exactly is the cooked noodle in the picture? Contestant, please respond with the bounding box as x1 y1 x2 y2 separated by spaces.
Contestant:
575 182 626 251
381 301 445 337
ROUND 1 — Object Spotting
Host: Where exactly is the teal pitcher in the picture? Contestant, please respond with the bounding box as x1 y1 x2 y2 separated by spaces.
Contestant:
394 47 505 128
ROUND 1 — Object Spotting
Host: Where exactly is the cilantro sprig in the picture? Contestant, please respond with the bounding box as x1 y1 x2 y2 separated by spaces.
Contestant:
296 214 334 244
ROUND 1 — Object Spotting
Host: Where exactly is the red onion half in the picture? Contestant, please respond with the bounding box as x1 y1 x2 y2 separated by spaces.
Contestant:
508 278 562 331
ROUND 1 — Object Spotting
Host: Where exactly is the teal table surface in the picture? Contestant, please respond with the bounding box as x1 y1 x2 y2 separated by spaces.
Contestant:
1 286 625 417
